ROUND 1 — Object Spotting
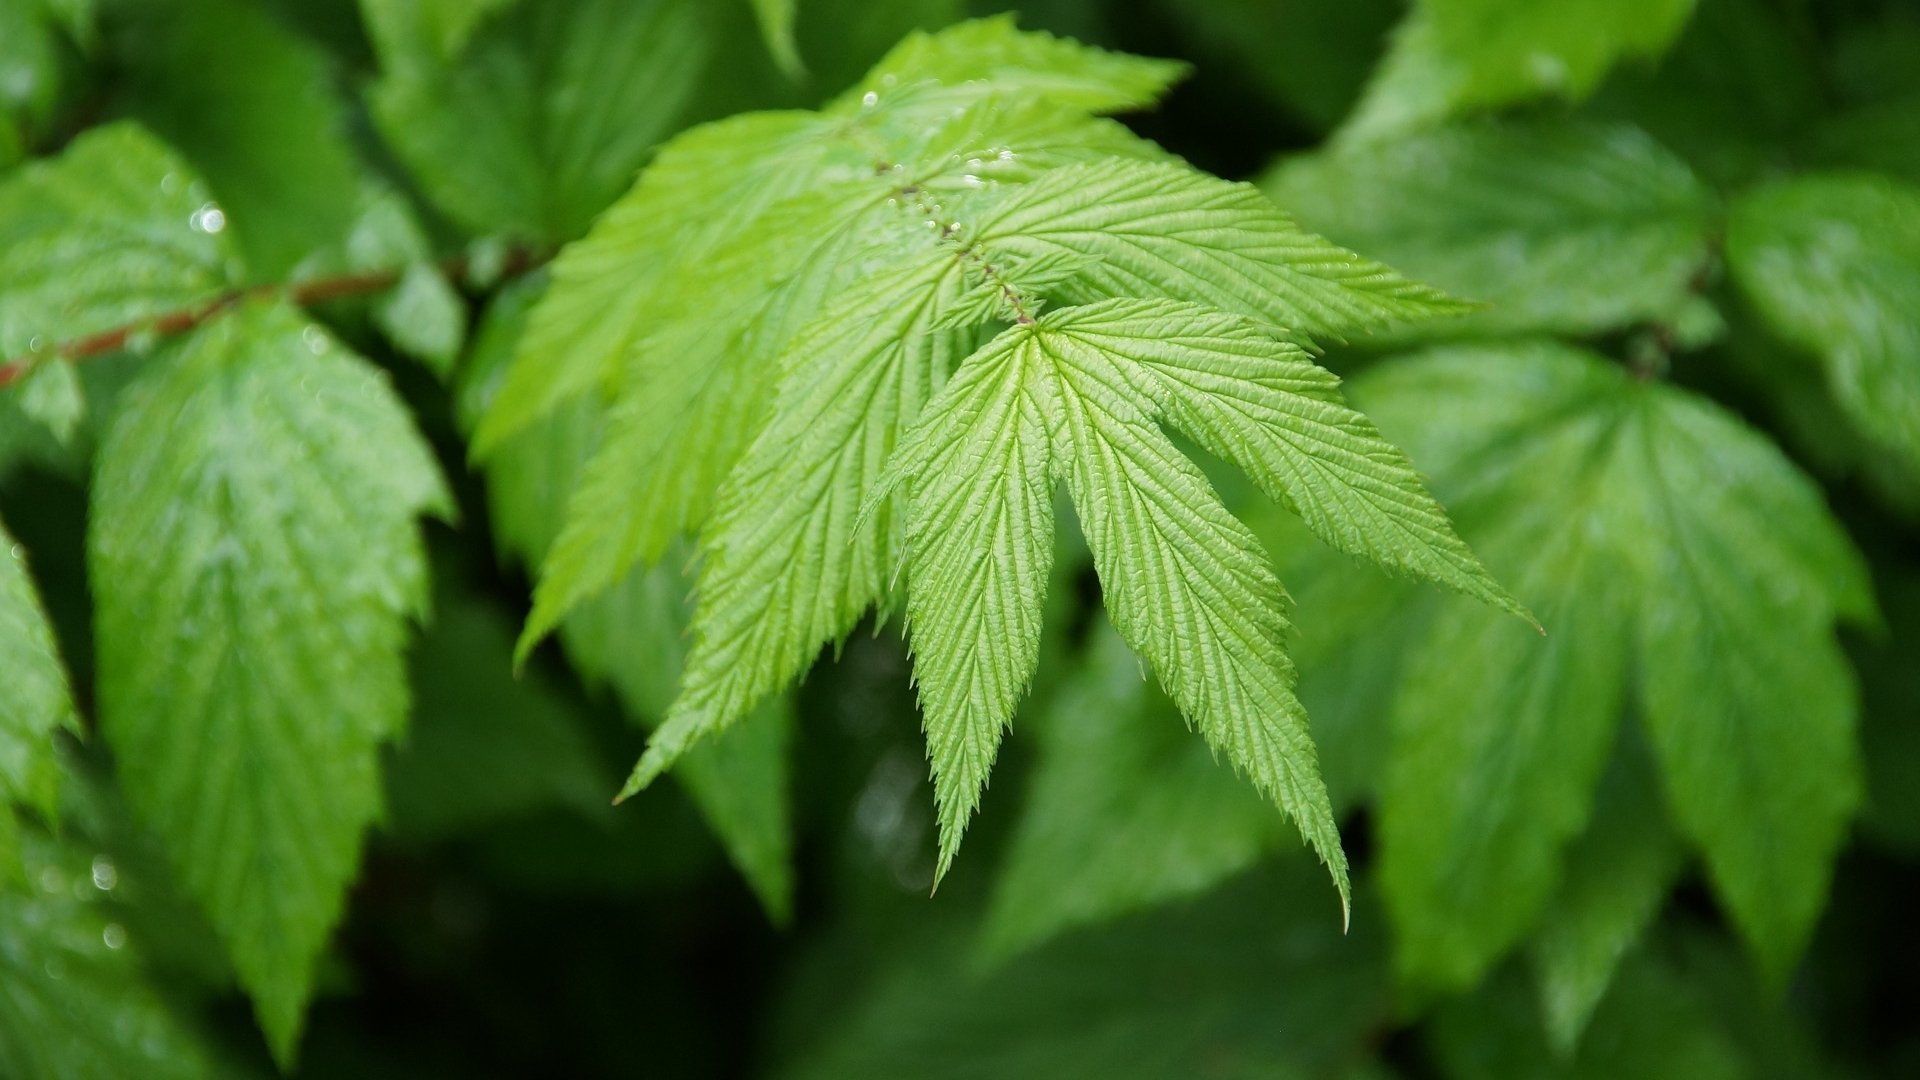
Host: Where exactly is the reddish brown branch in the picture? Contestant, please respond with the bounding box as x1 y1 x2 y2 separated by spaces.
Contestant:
0 246 548 389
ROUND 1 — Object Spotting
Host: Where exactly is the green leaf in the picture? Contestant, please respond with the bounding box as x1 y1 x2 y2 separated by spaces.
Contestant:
382 590 608 841
1364 344 1638 990
1345 0 1700 141
456 277 795 919
89 301 449 1065
841 14 1188 115
1585 0 1818 190
971 160 1468 339
778 861 1389 1080
1263 121 1717 339
0 516 78 876
1345 340 1870 986
615 244 972 798
1530 737 1686 1054
1615 383 1870 982
370 0 710 241
749 0 802 76
372 262 466 378
0 0 67 141
0 122 237 359
14 359 85 446
473 16 1179 453
468 109 834 453
1727 174 1920 483
505 26 1497 899
0 828 232 1080
883 319 1055 881
1031 298 1521 613
1041 303 1350 913
109 0 367 279
982 623 1283 959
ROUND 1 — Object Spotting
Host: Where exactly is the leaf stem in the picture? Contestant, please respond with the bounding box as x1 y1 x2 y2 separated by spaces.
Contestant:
0 245 549 389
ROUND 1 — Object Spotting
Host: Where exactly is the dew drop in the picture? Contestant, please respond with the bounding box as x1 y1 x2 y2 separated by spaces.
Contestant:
190 203 227 234
38 866 64 894
160 172 180 195
7 544 21 561
27 335 44 353
90 855 118 891
301 326 328 354
102 924 128 950
861 90 879 108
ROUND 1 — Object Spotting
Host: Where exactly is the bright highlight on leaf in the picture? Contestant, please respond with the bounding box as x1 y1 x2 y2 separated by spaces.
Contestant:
478 18 1519 906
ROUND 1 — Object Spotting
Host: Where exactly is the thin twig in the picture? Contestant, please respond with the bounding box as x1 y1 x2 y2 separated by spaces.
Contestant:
0 245 548 389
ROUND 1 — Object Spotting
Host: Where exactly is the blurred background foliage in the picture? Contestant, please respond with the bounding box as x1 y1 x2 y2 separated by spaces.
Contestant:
1 0 1917 1076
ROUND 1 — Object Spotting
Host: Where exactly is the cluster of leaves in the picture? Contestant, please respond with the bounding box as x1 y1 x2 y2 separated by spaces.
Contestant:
2 0 1918 1077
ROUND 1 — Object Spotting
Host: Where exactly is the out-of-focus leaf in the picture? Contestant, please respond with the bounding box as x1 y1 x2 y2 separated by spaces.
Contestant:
13 360 84 445
1586 0 1817 188
779 861 1390 1080
0 0 70 141
0 516 77 877
1728 173 1920 485
90 301 449 1065
109 0 366 279
372 262 466 378
1338 341 1868 988
1264 121 1717 339
0 122 236 358
749 0 802 76
1343 0 1699 141
1530 736 1685 1053
0 826 236 1080
382 590 608 841
1430 953 1746 1080
370 0 710 241
981 623 1285 959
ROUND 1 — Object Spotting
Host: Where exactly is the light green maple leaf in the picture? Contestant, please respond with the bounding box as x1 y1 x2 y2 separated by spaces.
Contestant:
486 20 1511 900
